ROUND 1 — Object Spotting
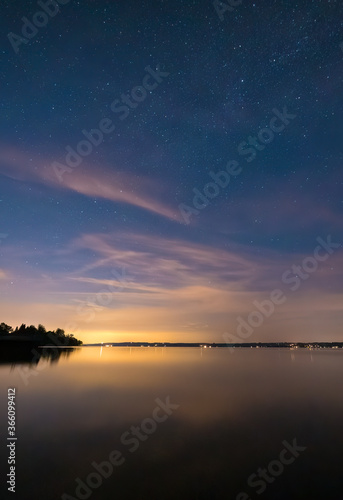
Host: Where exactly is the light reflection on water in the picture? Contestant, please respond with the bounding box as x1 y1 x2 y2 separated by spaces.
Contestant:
1 347 343 500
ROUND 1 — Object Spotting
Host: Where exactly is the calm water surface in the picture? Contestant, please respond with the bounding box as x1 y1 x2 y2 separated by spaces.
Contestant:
1 347 343 500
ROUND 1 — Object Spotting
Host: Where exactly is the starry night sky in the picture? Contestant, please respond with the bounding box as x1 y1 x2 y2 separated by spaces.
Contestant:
0 0 342 343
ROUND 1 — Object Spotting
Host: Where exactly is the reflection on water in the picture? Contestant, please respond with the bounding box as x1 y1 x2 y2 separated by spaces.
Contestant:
0 344 78 366
1 347 343 500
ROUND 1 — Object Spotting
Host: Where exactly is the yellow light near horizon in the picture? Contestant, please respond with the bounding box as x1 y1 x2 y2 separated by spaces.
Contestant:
78 330 205 345
56 345 205 366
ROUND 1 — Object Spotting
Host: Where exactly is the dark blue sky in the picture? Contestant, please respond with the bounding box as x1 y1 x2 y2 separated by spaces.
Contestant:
0 0 342 342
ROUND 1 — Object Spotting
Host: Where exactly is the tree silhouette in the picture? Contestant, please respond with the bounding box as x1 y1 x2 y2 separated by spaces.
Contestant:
0 323 13 335
0 323 82 346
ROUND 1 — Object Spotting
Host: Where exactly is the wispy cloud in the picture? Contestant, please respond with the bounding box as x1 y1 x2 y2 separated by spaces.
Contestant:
0 144 180 221
1 225 342 342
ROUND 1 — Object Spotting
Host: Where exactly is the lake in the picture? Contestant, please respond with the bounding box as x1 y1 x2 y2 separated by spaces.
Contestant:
1 347 343 500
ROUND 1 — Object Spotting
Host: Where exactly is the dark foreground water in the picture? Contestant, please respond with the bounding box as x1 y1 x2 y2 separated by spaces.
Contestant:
1 346 343 500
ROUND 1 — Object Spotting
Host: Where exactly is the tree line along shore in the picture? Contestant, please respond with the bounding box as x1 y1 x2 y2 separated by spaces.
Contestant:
0 323 83 346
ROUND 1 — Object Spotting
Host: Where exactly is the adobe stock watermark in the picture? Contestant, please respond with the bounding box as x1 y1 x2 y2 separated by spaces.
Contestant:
7 0 71 54
69 266 132 344
52 65 170 182
178 106 297 224
236 438 306 499
16 267 130 385
213 0 243 22
237 107 296 163
61 397 179 500
223 235 341 349
76 267 132 323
